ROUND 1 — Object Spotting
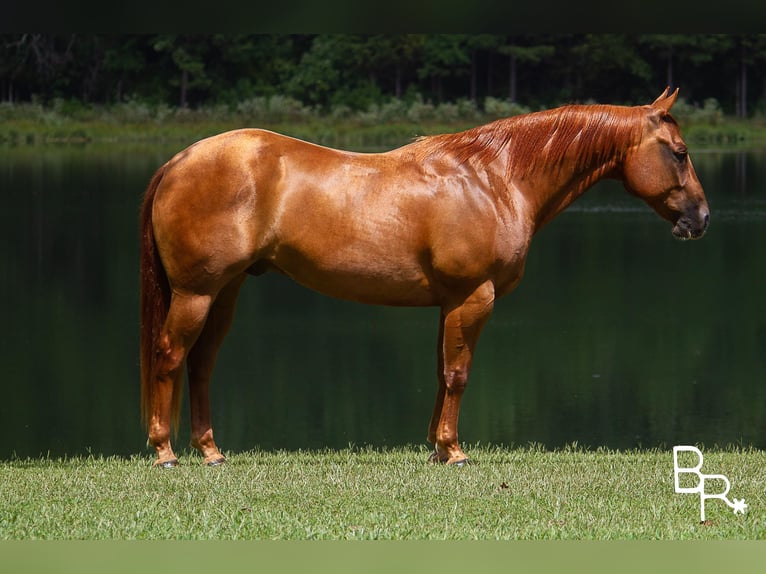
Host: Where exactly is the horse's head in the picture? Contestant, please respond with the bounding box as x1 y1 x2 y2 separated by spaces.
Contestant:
622 88 709 240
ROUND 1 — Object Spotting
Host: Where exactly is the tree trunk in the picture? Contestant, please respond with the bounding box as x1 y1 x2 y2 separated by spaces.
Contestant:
763 77 766 117
509 53 517 103
666 44 674 89
487 51 493 98
735 77 741 118
739 43 747 118
433 76 442 102
180 68 188 108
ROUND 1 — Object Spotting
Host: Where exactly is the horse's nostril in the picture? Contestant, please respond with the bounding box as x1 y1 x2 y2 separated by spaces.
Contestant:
703 213 710 227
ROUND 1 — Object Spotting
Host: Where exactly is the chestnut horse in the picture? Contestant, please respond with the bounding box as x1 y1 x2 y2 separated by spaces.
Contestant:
140 88 708 467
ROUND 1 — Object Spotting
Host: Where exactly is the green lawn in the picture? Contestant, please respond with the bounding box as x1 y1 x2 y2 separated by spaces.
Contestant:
1 446 763 540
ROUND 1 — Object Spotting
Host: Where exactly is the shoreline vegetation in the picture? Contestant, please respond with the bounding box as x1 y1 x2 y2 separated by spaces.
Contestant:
2 95 766 150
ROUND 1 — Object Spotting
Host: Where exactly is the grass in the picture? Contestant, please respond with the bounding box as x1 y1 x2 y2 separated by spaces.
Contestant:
1 445 764 540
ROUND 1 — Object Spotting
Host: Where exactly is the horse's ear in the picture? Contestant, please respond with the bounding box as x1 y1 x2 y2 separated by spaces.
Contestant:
651 87 679 112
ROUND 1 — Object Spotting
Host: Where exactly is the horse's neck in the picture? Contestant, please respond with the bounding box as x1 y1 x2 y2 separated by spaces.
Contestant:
525 160 618 233
509 122 636 234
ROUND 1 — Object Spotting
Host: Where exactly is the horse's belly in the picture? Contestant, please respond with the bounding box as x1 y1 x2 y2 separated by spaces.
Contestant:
267 246 436 307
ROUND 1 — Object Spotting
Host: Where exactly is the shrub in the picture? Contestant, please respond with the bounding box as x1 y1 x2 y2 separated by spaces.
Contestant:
670 97 723 126
108 98 156 123
235 95 313 123
455 98 481 121
377 98 409 122
483 97 531 119
406 96 436 122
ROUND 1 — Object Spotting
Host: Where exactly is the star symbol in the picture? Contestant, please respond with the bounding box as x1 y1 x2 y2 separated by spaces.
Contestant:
732 498 748 515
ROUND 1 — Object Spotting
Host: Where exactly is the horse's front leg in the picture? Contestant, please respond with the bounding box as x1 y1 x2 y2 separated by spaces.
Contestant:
186 275 245 466
428 280 495 465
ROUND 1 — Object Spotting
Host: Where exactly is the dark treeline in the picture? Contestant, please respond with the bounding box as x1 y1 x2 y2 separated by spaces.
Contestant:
2 34 766 117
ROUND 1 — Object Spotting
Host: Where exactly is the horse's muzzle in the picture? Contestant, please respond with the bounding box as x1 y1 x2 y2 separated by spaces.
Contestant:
672 209 709 240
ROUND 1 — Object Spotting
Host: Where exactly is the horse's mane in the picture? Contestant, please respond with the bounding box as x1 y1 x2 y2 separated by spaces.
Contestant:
412 104 647 179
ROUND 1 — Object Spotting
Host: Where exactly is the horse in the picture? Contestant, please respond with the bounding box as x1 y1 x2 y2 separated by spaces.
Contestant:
139 88 709 468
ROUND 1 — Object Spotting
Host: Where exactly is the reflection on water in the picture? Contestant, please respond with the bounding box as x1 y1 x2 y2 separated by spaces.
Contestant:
1 143 765 459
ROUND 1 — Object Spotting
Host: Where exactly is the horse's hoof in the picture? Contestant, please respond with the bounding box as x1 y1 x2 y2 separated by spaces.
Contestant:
206 457 226 467
427 451 471 466
155 459 179 469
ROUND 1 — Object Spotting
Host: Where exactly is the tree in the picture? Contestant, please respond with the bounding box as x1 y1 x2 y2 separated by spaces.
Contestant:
732 34 766 117
1 34 765 116
100 35 148 103
639 34 699 90
569 34 653 103
498 36 555 103
359 35 425 99
153 35 213 108
0 34 32 102
638 34 732 105
3 34 78 102
204 35 305 103
417 35 473 102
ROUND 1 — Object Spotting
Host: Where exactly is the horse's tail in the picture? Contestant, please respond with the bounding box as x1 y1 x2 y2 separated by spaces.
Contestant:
139 164 177 434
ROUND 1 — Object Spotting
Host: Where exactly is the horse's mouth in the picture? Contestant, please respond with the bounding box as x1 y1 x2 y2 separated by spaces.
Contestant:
672 222 706 241
672 212 708 241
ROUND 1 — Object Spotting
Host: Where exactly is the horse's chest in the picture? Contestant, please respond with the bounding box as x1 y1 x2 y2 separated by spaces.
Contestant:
492 240 530 297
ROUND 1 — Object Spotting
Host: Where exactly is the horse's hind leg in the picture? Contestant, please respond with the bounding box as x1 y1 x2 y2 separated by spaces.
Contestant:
186 274 246 466
149 293 213 467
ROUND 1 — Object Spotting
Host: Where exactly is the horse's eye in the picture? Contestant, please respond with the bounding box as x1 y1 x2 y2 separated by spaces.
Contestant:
673 148 688 162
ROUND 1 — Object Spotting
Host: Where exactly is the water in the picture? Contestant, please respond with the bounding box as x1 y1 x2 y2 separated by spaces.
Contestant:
2 142 765 459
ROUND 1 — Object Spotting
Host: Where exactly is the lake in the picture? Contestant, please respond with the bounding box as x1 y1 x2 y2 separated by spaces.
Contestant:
2 140 765 459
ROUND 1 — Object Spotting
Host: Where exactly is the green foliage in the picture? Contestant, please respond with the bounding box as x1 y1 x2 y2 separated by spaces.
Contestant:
671 97 724 125
483 97 532 119
2 34 766 117
234 95 314 123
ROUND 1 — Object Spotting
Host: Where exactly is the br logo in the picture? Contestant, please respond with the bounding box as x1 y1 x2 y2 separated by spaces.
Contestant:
673 446 747 522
